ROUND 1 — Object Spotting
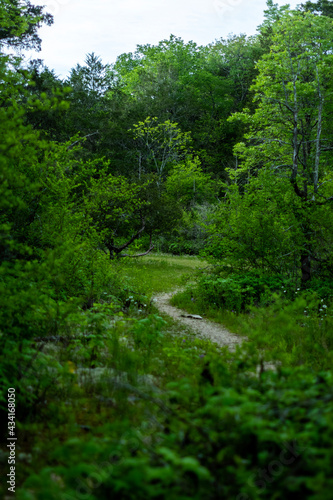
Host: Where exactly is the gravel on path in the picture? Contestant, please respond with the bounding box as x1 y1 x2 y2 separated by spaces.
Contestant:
153 290 246 351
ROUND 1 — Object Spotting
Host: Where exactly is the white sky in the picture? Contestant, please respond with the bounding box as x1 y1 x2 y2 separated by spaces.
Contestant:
28 0 301 78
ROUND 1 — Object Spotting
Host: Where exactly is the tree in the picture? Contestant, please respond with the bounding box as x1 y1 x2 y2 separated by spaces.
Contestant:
222 10 333 283
259 1 293 30
64 53 115 155
24 60 71 141
166 157 219 209
299 0 333 17
203 34 264 172
112 36 210 172
207 34 263 113
164 157 220 255
205 171 307 275
0 0 53 52
69 53 112 96
130 117 192 183
83 174 155 259
112 35 203 124
112 35 257 175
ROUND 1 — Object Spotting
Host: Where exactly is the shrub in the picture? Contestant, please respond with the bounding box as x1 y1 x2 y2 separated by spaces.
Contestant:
195 272 290 312
15 361 333 500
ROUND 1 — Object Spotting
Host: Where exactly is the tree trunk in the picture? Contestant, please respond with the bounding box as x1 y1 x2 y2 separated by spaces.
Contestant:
313 65 324 200
300 251 311 285
106 242 116 260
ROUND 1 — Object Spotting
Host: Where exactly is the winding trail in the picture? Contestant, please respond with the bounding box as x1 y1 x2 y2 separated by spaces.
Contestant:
153 290 246 351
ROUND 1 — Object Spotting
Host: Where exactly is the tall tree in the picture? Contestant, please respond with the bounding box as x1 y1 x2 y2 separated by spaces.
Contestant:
65 53 114 154
69 53 112 96
205 35 264 171
225 10 333 283
112 35 203 124
257 0 294 51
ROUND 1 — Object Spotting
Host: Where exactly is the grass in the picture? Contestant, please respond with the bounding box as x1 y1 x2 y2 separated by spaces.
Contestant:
171 284 333 370
170 287 243 332
3 254 333 499
114 253 208 295
7 312 223 498
1 253 223 498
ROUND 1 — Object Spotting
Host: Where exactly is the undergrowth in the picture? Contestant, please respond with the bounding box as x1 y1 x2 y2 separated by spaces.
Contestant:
1 256 333 499
171 270 333 370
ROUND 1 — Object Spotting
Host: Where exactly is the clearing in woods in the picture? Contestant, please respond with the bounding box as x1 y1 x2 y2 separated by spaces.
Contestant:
118 254 246 350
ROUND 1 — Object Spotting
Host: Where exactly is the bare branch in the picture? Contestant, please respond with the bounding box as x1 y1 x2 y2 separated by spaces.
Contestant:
67 132 99 150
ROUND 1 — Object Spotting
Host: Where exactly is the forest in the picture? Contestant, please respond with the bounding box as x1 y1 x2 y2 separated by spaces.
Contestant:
1 0 333 498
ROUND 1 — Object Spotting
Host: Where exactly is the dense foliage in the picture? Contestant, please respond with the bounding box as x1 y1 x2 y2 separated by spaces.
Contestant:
1 1 333 499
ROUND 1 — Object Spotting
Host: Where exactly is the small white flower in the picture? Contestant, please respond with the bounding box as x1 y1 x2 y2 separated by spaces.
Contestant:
297 288 300 291
323 305 327 309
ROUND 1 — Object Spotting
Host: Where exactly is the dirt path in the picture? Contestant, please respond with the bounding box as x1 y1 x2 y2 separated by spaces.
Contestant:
153 290 246 351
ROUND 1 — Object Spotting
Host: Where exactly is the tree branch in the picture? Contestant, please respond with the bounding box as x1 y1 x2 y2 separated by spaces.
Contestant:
119 233 154 258
67 132 99 150
115 219 146 253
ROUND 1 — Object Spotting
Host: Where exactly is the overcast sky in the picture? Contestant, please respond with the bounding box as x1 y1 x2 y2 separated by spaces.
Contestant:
29 0 301 78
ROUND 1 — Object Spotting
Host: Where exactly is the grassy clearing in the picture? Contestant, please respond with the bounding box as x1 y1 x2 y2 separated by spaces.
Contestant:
114 253 207 295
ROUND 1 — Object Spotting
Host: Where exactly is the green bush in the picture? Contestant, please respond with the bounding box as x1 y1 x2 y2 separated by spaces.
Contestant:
304 278 333 302
15 361 333 500
156 203 215 256
195 272 289 312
